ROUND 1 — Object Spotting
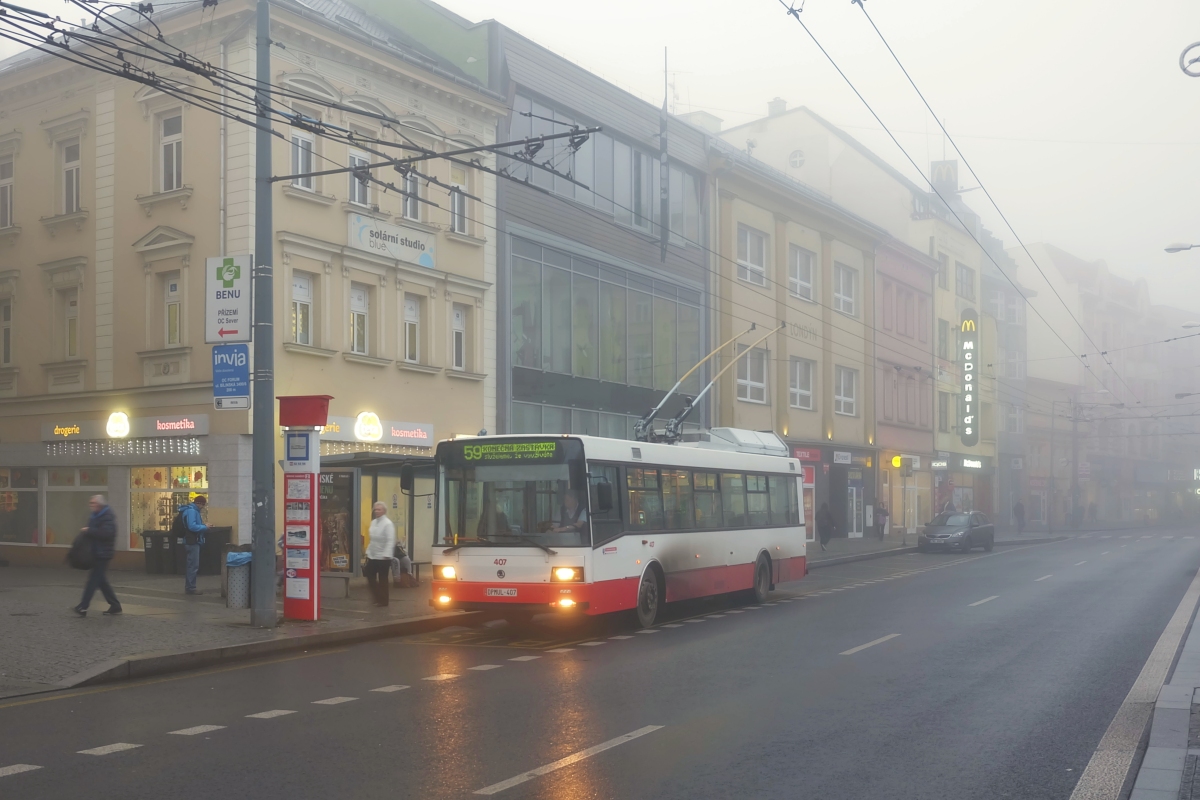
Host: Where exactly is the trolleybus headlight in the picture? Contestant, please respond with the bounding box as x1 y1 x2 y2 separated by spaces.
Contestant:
439 566 457 580
437 595 452 604
558 598 577 608
551 567 583 582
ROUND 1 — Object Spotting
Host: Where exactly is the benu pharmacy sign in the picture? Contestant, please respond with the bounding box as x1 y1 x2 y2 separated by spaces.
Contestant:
959 309 979 447
205 255 253 344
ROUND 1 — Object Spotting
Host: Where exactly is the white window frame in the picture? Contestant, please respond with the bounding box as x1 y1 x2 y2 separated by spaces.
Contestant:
291 272 313 346
62 138 81 215
788 244 814 300
789 357 814 410
737 224 767 286
451 303 467 371
0 299 11 365
401 171 420 221
833 263 857 316
63 288 79 359
159 111 183 193
164 275 181 346
0 155 12 228
348 150 370 206
349 282 369 355
290 130 315 191
955 261 976 302
736 345 768 404
450 166 469 234
403 294 420 363
834 366 857 417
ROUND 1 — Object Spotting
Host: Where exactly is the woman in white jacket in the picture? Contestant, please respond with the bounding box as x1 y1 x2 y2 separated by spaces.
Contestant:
365 502 396 607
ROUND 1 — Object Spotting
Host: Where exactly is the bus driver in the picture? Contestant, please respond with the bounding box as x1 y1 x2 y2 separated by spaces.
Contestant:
551 488 589 538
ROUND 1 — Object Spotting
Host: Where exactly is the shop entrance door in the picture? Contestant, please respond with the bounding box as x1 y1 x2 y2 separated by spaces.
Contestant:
847 485 864 538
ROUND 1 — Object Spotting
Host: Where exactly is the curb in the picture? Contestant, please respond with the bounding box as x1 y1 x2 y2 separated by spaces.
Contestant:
56 609 484 691
806 535 1067 570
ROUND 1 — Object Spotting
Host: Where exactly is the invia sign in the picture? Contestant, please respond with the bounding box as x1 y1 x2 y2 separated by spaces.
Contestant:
212 343 250 400
205 255 253 343
960 309 979 447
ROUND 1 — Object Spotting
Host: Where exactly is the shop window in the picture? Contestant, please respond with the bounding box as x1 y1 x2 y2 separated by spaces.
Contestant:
0 467 38 544
129 466 207 550
46 467 108 547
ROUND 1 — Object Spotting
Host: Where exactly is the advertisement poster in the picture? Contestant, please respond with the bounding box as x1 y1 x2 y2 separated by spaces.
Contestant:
285 577 310 600
285 526 310 546
285 501 310 522
286 548 310 570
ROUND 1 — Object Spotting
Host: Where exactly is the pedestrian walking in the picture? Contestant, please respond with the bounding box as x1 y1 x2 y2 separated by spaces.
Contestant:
365 501 396 607
876 502 889 540
74 495 122 616
1013 500 1026 535
171 495 208 595
816 502 837 552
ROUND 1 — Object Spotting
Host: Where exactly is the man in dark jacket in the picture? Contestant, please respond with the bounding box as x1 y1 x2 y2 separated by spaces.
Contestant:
75 495 122 616
816 502 837 552
176 495 209 595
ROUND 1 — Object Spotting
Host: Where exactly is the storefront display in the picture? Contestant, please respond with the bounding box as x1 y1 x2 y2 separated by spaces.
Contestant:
129 466 208 549
319 471 354 572
0 467 38 544
46 467 108 546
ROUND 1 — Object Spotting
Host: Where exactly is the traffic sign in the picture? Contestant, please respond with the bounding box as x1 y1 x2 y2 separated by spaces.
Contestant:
205 255 252 343
212 343 250 410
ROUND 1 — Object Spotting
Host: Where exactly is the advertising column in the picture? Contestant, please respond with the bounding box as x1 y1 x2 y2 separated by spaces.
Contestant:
283 428 320 620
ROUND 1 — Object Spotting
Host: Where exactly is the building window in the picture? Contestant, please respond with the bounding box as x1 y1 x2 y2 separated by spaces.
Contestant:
164 275 181 346
668 165 700 244
631 149 653 231
834 366 857 416
291 272 313 346
938 391 950 432
955 261 976 301
0 300 10 365
833 263 857 316
0 155 12 228
937 318 949 360
348 151 370 206
737 225 767 286
290 131 315 190
451 303 468 371
349 283 369 355
62 139 81 214
450 166 469 234
129 466 207 551
937 252 949 290
789 357 814 410
1006 296 1024 324
1006 404 1024 433
401 171 420 221
736 345 767 403
63 288 79 358
160 112 183 193
403 294 420 362
788 245 814 300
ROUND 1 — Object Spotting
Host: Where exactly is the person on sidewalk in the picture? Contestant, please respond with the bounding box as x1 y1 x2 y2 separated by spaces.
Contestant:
1013 500 1026 535
173 495 208 595
74 495 122 617
816 502 837 552
365 502 396 607
876 502 889 540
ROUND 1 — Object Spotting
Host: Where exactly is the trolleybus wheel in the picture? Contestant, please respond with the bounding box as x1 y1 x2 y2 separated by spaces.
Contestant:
751 555 771 604
636 567 661 628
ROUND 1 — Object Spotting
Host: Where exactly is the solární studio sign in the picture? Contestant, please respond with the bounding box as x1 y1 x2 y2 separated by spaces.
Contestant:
346 213 437 269
960 309 979 447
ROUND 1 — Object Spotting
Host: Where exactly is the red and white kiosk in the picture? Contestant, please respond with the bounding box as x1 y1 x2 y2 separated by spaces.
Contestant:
278 395 333 621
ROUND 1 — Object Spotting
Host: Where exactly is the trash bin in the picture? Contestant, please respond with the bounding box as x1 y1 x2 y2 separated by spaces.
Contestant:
141 531 173 574
200 527 232 576
226 551 252 609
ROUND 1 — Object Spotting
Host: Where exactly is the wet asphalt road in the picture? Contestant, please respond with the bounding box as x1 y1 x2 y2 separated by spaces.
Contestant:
1 529 1197 800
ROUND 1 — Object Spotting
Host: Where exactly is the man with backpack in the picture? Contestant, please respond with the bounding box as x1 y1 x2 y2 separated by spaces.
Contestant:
172 495 209 595
74 495 122 616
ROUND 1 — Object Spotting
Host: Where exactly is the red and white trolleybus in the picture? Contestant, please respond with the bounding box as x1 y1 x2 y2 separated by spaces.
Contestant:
430 428 806 627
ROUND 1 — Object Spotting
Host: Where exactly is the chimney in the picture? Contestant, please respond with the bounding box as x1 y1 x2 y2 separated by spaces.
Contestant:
767 97 787 117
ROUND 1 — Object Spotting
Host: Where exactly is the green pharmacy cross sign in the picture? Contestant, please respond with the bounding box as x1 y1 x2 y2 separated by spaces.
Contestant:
205 255 253 344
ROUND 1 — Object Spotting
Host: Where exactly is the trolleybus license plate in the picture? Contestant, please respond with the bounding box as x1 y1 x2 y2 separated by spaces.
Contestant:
486 588 518 597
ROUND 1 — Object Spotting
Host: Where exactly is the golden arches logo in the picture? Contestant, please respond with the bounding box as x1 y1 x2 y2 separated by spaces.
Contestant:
961 319 976 332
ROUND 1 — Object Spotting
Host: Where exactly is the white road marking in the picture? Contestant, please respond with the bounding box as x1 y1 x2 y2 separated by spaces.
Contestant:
577 642 605 647
509 655 541 661
608 635 633 640
313 696 358 704
707 613 727 617
1101 551 1110 555
168 725 225 736
1100 535 1111 539
246 709 296 719
969 596 999 607
661 623 684 627
78 743 141 756
1165 536 1176 540
636 629 660 634
545 648 574 653
0 765 41 777
726 609 745 614
840 634 901 656
469 664 504 670
370 685 410 692
684 619 705 623
1074 561 1088 566
742 606 761 610
1034 575 1053 582
473 725 664 795
422 674 461 681
1121 545 1127 548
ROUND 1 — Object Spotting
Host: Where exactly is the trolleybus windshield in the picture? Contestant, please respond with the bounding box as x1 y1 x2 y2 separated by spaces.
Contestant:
436 438 591 548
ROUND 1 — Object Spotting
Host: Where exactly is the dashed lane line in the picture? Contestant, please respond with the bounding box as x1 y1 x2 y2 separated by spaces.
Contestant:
168 725 225 736
636 629 660 634
246 710 295 719
473 725 665 795
78 743 141 756
509 656 540 662
312 696 358 704
1035 575 1053 582
577 642 606 647
840 634 901 656
969 596 999 607
1102 551 1111 555
1075 561 1088 566
545 648 574 653
661 623 684 627
684 619 705 623
469 664 504 670
0 765 41 778
608 635 633 640
370 685 410 692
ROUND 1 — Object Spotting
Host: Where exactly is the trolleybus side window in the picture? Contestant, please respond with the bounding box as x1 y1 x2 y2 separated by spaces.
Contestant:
627 467 664 530
745 474 770 527
661 469 694 530
721 473 747 527
693 471 722 528
789 477 801 525
589 463 622 545
767 475 790 525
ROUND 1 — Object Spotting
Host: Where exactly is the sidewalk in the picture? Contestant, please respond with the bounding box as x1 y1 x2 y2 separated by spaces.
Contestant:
0 564 457 698
807 529 1057 566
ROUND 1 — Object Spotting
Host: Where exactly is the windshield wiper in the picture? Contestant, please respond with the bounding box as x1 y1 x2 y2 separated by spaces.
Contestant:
512 535 557 555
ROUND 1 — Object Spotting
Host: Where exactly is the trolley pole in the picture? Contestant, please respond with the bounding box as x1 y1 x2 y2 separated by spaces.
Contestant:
250 0 277 628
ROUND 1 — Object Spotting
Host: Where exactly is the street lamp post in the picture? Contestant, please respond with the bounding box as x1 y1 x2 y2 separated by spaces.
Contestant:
1048 393 1124 534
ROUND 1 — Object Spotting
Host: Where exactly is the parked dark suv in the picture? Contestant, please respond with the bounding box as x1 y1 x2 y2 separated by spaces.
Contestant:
918 511 995 553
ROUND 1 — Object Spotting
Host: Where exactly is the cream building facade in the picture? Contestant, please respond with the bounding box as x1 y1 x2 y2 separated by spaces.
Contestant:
0 0 504 570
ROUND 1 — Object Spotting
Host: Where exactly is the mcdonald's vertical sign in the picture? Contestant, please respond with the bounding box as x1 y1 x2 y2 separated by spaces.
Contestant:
959 309 979 447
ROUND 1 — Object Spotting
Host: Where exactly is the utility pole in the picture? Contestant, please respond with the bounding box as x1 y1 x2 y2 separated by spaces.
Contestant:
1048 399 1056 536
251 0 277 628
1069 401 1080 530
